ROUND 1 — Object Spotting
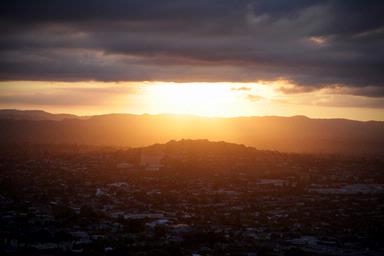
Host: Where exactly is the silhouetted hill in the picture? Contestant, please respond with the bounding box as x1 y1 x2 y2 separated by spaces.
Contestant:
0 109 79 121
142 139 256 158
0 110 383 155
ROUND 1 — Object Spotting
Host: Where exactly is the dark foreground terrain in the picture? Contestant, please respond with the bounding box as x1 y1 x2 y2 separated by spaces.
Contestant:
1 140 384 255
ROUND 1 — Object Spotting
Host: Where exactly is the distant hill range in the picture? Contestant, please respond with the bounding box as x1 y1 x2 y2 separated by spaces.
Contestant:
0 109 383 155
0 109 78 121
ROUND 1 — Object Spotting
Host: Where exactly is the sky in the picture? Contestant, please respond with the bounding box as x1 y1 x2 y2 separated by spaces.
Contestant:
0 0 383 120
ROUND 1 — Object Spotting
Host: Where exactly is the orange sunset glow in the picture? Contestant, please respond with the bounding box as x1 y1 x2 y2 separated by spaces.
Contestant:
1 80 383 121
1 1 384 255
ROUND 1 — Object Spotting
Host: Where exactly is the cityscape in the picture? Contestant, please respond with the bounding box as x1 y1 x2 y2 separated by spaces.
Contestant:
1 140 383 255
1 1 384 255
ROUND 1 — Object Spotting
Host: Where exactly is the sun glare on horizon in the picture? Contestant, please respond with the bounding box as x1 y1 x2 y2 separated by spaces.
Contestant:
1 80 384 121
145 82 274 117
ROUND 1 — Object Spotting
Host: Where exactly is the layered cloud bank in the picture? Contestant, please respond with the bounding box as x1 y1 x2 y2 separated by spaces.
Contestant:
0 1 384 119
0 1 383 95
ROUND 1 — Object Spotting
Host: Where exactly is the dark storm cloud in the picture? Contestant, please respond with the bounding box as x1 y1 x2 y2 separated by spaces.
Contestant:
0 0 384 97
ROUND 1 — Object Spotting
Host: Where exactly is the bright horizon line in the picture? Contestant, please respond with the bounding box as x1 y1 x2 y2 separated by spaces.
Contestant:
2 108 382 122
1 81 383 122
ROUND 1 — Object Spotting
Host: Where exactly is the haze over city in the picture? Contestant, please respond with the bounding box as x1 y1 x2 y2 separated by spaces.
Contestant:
1 1 384 256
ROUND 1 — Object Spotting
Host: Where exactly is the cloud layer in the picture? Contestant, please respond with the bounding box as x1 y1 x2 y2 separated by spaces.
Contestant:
0 0 384 97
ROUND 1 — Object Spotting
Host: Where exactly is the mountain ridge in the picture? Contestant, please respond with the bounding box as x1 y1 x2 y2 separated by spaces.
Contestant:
0 109 79 121
0 109 383 155
1 109 382 123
